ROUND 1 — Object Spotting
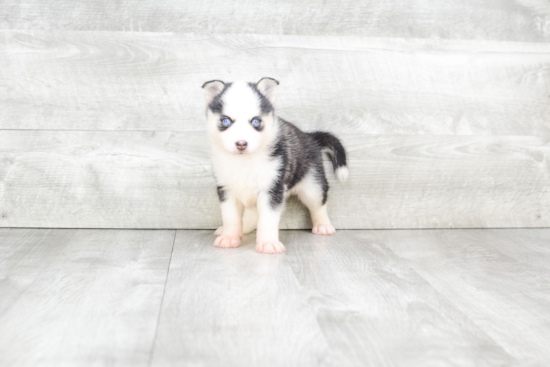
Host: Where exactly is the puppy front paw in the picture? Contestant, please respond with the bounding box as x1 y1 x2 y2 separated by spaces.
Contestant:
255 240 286 254
214 235 241 248
312 224 335 235
214 226 223 236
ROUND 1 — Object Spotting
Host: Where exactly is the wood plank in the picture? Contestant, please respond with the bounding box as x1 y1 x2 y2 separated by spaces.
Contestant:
0 228 547 365
1 30 549 135
1 130 548 229
150 230 329 367
0 228 77 314
384 229 550 364
0 0 549 42
282 230 514 366
473 229 550 272
0 228 175 367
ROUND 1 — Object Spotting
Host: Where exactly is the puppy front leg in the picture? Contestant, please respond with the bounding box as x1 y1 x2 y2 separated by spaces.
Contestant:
214 195 244 248
255 192 285 254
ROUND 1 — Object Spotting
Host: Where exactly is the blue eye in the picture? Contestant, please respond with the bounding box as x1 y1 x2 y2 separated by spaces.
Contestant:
251 118 261 127
221 118 232 127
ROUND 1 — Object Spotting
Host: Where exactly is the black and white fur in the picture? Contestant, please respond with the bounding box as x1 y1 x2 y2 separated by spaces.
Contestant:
203 78 348 254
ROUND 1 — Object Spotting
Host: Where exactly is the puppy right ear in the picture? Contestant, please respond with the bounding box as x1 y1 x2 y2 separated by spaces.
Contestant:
256 77 279 104
202 80 225 104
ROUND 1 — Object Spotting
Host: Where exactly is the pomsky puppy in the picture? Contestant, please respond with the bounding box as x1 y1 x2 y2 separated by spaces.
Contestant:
202 77 348 254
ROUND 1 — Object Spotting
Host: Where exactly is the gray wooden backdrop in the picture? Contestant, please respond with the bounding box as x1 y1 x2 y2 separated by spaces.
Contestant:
0 1 549 229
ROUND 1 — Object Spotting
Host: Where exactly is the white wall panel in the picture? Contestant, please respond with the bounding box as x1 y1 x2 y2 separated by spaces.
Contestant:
0 0 549 42
1 31 549 135
1 131 547 229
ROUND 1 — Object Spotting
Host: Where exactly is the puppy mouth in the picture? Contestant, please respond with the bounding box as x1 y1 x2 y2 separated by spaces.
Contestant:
224 146 253 155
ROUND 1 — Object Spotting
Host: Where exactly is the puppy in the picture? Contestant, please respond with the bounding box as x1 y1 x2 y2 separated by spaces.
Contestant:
202 78 348 254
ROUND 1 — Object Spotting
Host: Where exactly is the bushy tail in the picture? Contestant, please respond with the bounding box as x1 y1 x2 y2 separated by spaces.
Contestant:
309 131 348 183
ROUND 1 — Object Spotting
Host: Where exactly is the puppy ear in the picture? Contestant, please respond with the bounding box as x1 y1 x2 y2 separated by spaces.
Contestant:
202 80 225 104
256 77 279 104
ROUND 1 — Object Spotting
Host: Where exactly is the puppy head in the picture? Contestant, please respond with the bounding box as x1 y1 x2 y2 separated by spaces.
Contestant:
202 78 279 155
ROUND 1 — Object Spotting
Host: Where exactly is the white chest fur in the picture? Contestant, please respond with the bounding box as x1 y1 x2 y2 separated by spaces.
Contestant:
211 147 281 207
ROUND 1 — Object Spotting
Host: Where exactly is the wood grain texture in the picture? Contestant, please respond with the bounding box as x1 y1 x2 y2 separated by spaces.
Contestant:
384 229 550 365
150 230 328 367
1 30 549 135
0 228 175 367
2 228 550 365
0 0 549 42
1 130 548 229
282 230 515 366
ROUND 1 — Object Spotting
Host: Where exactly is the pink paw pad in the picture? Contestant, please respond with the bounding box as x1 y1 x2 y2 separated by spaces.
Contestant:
214 236 241 248
312 224 336 235
255 241 286 254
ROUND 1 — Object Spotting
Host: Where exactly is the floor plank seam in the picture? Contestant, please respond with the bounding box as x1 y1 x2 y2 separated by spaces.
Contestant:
147 229 177 367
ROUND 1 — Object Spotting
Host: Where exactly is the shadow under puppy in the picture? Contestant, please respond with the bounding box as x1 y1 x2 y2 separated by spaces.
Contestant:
202 78 348 254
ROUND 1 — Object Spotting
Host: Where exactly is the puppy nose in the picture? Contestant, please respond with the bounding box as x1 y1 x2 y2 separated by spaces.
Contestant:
236 140 248 150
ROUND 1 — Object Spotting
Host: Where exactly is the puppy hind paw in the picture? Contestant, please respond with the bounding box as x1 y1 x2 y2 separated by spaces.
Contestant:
255 241 286 254
214 235 241 248
312 224 336 235
242 226 256 235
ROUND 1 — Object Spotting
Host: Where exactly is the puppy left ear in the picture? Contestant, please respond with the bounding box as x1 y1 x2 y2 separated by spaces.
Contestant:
256 77 279 104
202 80 225 104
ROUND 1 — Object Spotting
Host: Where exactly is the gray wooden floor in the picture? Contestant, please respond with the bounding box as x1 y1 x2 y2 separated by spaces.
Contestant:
1 228 549 366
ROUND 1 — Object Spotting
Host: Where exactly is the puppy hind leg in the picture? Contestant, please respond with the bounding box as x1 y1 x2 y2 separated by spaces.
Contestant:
309 204 335 235
215 206 258 236
242 206 258 234
297 176 335 236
